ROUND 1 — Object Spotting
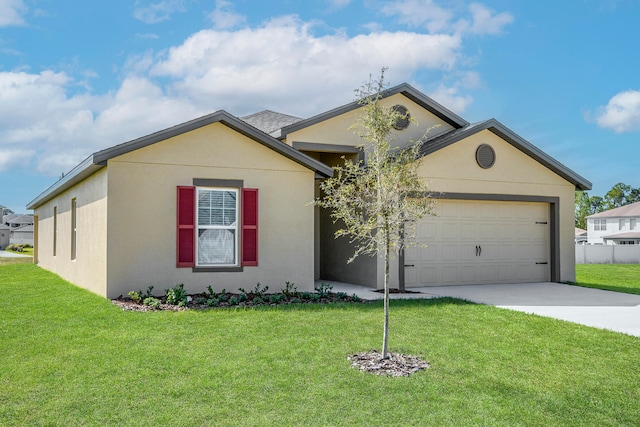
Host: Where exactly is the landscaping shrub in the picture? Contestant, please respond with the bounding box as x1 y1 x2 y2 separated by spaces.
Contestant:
165 283 188 307
120 281 365 311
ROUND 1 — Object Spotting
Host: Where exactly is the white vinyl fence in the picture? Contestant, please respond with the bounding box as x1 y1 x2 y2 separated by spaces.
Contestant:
576 245 640 264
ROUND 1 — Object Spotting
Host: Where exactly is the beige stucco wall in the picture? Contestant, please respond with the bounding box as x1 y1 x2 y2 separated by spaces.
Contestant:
104 122 316 299
415 129 577 283
33 168 108 296
284 93 453 150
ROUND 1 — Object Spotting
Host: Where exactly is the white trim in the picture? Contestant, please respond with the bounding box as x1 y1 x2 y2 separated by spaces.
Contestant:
195 187 239 267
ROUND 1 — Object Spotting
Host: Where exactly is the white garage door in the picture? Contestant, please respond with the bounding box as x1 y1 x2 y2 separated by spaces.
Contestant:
404 200 550 286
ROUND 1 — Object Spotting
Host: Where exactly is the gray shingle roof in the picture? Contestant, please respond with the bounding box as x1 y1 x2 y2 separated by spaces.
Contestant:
587 201 640 218
602 232 640 239
6 214 34 225
240 110 303 137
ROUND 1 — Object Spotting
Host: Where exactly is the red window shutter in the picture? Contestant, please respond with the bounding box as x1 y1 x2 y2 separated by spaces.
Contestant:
242 188 258 266
176 186 195 267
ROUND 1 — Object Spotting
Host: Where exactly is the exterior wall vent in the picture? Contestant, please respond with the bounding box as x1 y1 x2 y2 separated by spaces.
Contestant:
392 105 410 130
476 144 496 169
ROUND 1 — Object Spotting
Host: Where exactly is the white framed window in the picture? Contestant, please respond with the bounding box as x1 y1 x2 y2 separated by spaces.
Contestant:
196 187 238 266
631 219 637 230
619 218 626 230
594 219 607 231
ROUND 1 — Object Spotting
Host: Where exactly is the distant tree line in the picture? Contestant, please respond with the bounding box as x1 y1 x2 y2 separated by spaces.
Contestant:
575 182 640 229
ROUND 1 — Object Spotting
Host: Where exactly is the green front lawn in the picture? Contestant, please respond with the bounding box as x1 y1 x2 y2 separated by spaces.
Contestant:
0 253 32 266
574 264 640 295
1 264 639 426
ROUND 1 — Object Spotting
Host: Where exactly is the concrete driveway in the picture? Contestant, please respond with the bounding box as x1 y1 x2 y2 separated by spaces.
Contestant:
326 281 640 338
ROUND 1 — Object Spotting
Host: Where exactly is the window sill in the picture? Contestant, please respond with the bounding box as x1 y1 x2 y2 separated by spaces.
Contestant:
192 266 243 273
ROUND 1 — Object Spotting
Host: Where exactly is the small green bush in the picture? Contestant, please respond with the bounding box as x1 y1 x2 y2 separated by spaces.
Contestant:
281 281 298 297
129 286 154 304
314 282 333 298
128 290 143 304
269 294 285 304
143 297 161 309
165 284 188 307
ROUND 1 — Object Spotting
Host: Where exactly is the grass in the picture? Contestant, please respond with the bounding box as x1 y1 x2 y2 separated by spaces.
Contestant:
574 264 640 295
0 253 32 266
1 264 639 426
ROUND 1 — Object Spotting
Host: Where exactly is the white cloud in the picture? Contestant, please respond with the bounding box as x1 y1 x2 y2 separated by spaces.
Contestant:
593 90 640 133
0 70 203 175
132 0 186 24
429 84 473 114
0 149 33 172
0 0 27 26
382 0 452 33
0 10 502 177
381 0 513 35
459 3 514 35
208 0 246 30
151 16 461 115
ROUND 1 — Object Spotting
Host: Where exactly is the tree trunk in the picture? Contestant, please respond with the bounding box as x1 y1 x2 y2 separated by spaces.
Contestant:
399 221 405 292
382 220 390 359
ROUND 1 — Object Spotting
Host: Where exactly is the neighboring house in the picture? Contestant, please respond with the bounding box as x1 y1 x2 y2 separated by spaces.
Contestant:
10 224 34 246
3 214 34 228
586 201 640 245
3 214 35 246
27 84 591 299
0 225 9 250
575 227 587 244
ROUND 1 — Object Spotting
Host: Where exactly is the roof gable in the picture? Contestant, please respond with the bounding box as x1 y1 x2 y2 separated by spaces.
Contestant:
279 83 469 138
419 119 592 191
27 111 332 209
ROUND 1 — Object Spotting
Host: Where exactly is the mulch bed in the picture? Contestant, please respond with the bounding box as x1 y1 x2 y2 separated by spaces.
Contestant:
348 350 430 377
111 292 367 312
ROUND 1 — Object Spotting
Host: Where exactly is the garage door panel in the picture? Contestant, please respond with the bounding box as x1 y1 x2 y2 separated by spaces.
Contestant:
406 199 550 286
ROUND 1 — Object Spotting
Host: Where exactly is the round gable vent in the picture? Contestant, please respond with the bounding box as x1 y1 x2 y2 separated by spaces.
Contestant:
476 144 496 169
392 105 410 130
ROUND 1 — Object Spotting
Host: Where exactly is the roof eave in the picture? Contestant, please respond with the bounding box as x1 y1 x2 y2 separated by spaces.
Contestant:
26 156 103 210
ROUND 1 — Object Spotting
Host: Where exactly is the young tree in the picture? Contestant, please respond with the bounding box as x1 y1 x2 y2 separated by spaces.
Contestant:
315 70 436 359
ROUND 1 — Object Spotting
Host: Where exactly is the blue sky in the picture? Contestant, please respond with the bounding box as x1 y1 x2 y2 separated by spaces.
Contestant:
1 0 639 213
